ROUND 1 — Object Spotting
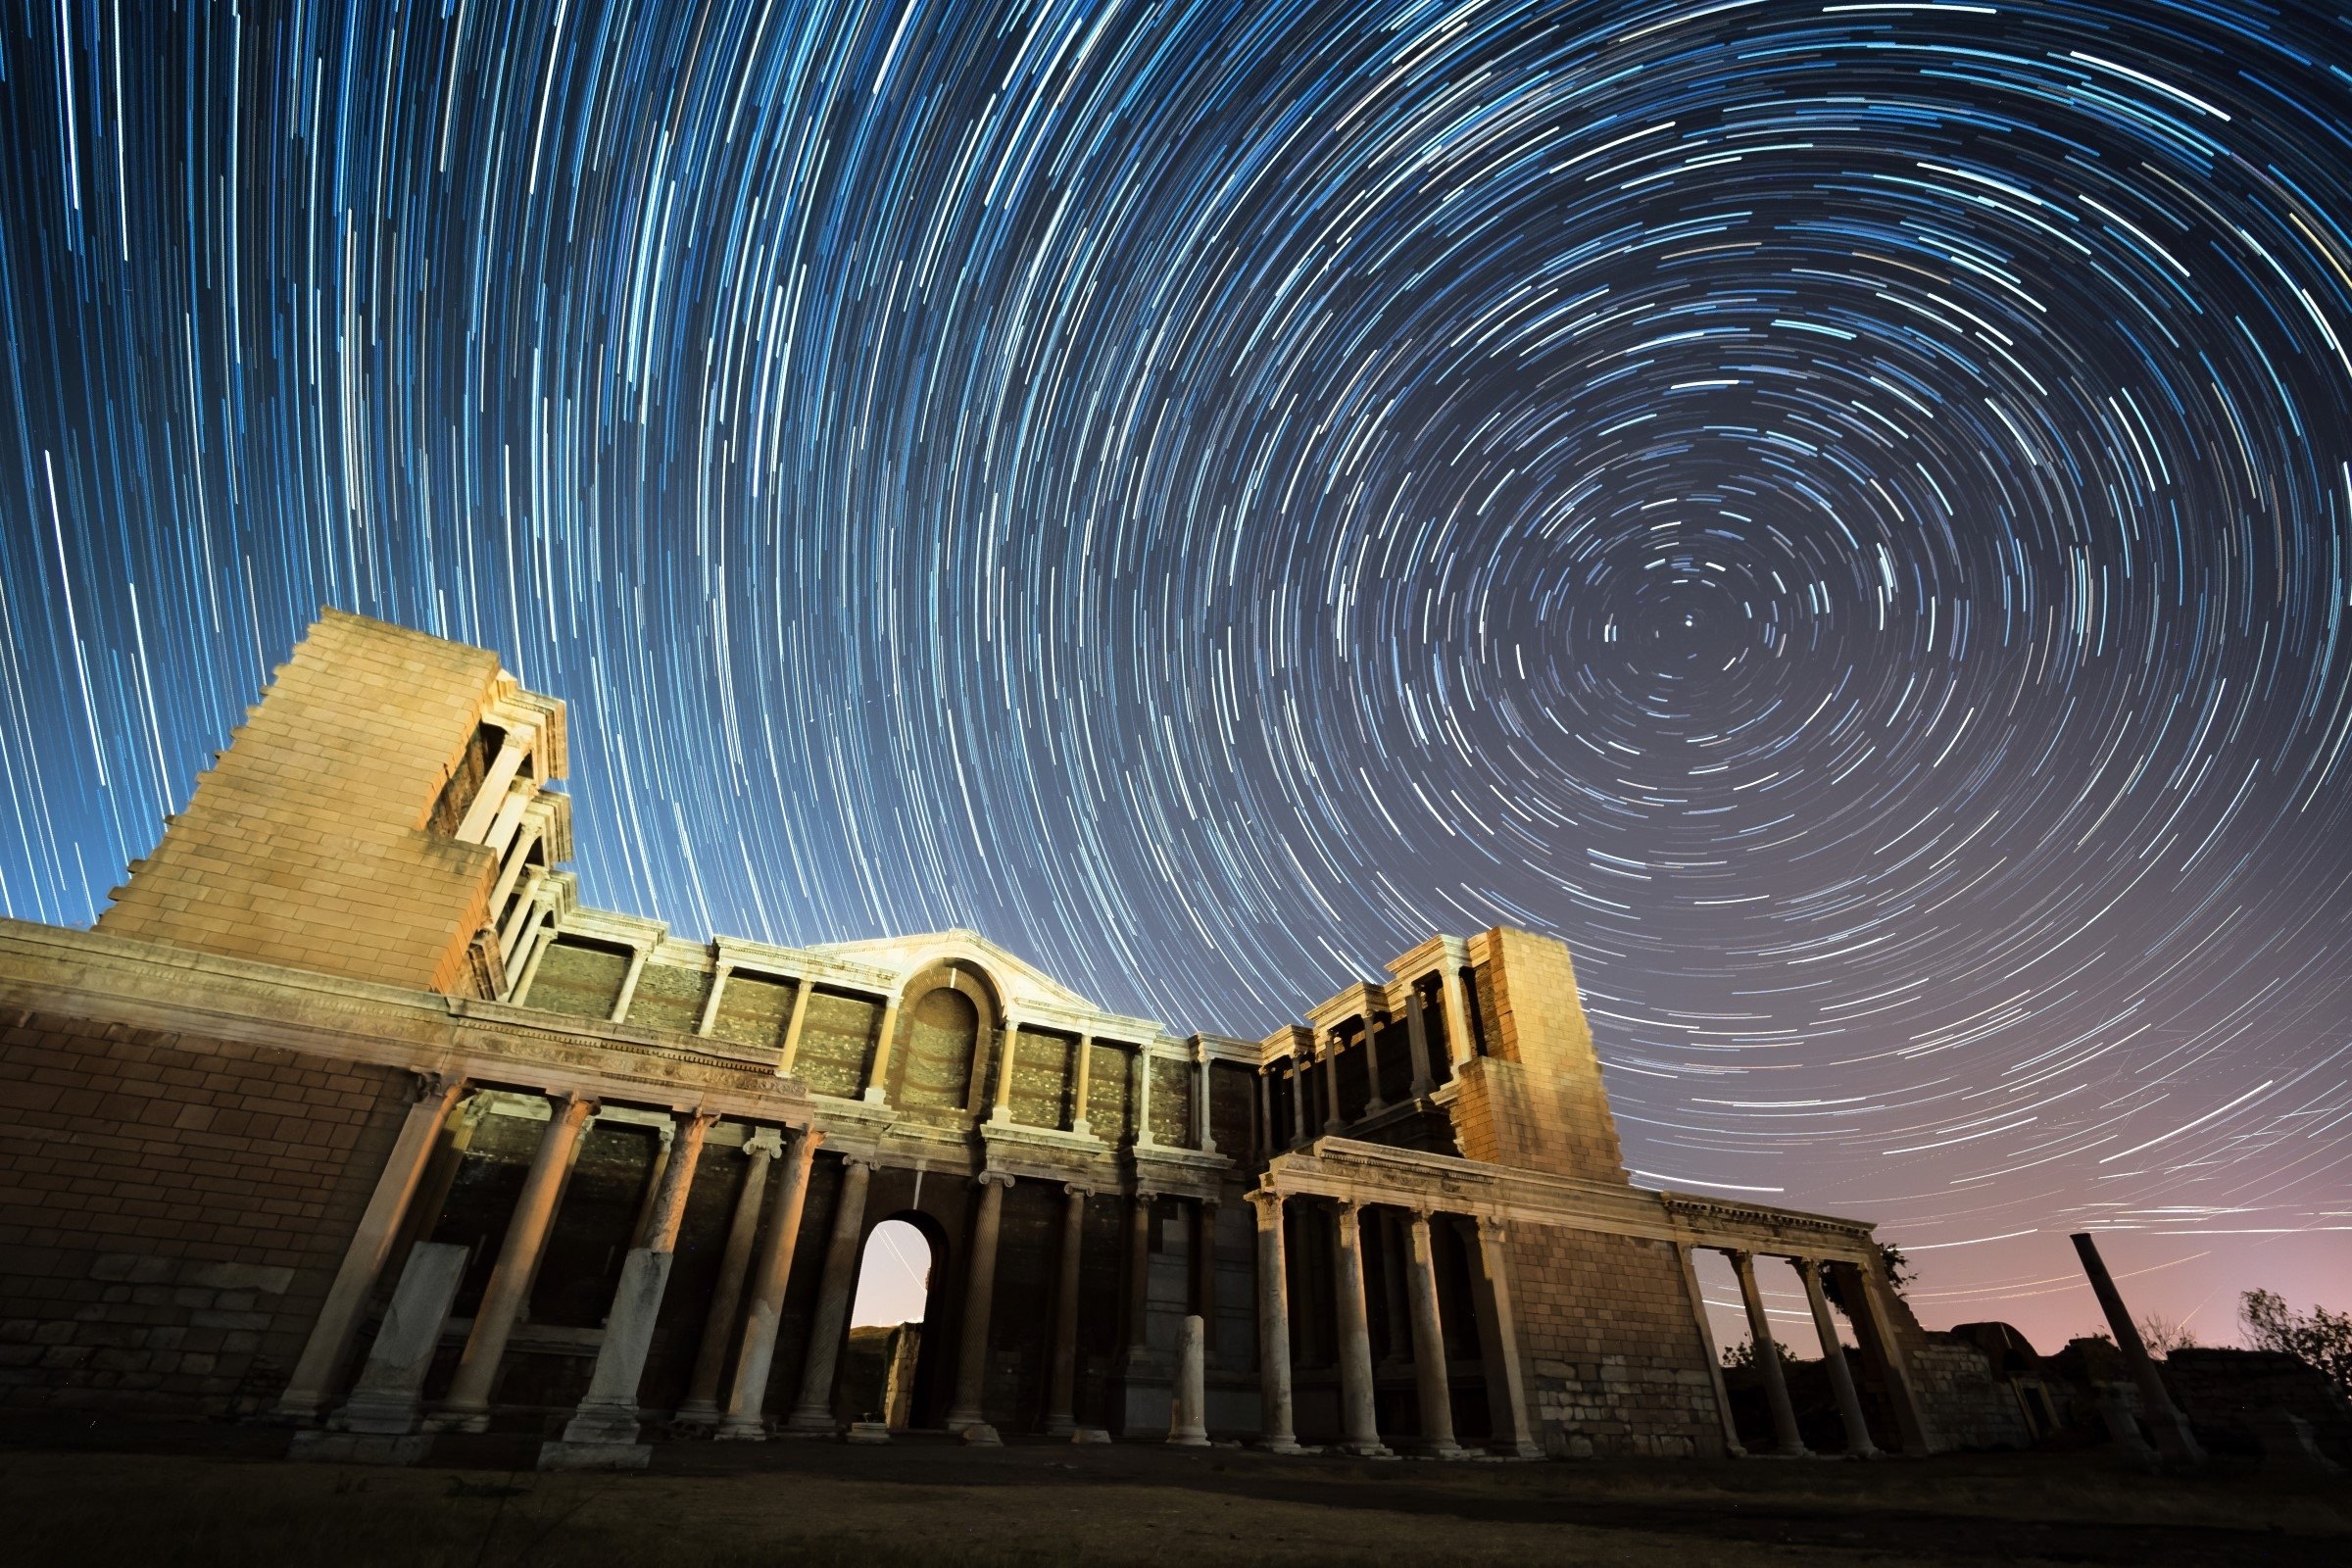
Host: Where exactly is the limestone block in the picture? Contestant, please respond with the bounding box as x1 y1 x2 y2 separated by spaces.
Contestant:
337 1243 466 1437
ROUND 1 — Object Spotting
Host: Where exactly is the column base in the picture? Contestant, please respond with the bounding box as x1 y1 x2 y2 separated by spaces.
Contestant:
846 1421 893 1445
1167 1429 1210 1447
289 1431 433 1466
1494 1439 1544 1460
713 1417 770 1442
1411 1440 1474 1460
558 1401 645 1447
782 1408 839 1437
1070 1118 1092 1138
537 1440 651 1471
421 1408 490 1435
1042 1415 1076 1437
860 1086 889 1105
1842 1445 1886 1460
1337 1439 1395 1458
1071 1428 1112 1445
959 1423 1003 1446
1258 1436 1305 1455
670 1398 723 1430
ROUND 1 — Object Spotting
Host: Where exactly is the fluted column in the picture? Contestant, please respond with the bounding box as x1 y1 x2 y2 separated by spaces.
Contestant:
1797 1258 1880 1458
1331 1200 1389 1456
1287 1060 1307 1147
716 1128 823 1439
434 1092 594 1431
1196 1050 1218 1152
1044 1183 1089 1436
1255 1070 1274 1157
1403 1211 1466 1457
945 1172 1013 1440
1321 1036 1347 1135
674 1129 782 1426
1249 1191 1300 1452
1730 1250 1808 1456
275 1072 466 1423
785 1154 875 1432
1134 1045 1157 1147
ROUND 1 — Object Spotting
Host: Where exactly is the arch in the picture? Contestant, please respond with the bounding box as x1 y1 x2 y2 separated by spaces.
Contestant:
844 1210 953 1429
883 956 1006 1110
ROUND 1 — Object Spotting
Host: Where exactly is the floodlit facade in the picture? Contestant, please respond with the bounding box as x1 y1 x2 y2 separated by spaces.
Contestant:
0 611 1976 1462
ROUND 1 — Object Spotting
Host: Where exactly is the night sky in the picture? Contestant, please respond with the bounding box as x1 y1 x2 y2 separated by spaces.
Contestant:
2 1 2349 1352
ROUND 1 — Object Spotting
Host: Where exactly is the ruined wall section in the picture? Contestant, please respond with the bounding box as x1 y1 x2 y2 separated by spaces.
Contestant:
1506 1222 1724 1457
0 1007 410 1417
1446 927 1629 1186
96 611 509 995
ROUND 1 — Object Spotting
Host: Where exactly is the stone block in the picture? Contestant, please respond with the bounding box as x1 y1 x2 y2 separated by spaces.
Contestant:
337 1242 466 1438
90 1253 174 1285
182 1261 297 1295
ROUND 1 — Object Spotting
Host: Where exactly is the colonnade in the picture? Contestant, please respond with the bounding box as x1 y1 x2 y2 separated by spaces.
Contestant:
277 1072 1241 1447
1703 1246 1891 1459
1259 955 1481 1148
1246 1189 1540 1459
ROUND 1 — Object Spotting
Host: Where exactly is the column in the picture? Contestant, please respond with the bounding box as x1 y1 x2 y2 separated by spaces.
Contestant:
1729 1250 1808 1456
1044 1184 1089 1436
1403 1211 1465 1457
1361 1018 1388 1114
1193 1200 1221 1359
1376 1212 1410 1363
945 1172 1012 1440
1134 1046 1156 1147
455 729 534 842
2072 1231 2204 1462
511 916 558 1004
776 978 814 1074
989 1017 1021 1124
608 943 652 1023
1403 990 1435 1096
1196 1051 1218 1153
1469 1217 1542 1457
549 1110 713 1453
716 1128 822 1439
1331 1200 1389 1456
1125 1189 1154 1357
1797 1258 1880 1459
1249 1191 1300 1452
275 1073 466 1423
486 812 543 912
498 867 547 956
482 784 535 863
786 1155 875 1432
433 1092 594 1431
694 961 734 1035
1287 1060 1307 1148
1255 1070 1273 1159
861 992 903 1103
1071 1034 1095 1136
1831 1258 1933 1454
1438 956 1477 1069
1676 1242 1746 1458
674 1130 782 1426
1321 1037 1347 1135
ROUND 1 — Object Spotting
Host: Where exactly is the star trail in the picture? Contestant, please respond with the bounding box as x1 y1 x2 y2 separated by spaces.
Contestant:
2 0 2349 1347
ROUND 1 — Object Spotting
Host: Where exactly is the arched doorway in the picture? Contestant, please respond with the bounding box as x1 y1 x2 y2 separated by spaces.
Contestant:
845 1215 946 1429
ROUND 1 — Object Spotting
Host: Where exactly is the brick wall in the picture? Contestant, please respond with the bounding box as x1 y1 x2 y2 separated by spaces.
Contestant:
1508 1223 1723 1457
1446 928 1630 1185
0 1008 407 1417
96 610 511 995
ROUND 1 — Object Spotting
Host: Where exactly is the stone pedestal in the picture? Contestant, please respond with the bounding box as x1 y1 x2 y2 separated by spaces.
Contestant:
335 1242 468 1439
548 1248 672 1452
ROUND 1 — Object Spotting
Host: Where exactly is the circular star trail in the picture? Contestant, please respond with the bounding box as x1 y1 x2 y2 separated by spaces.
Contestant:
3 0 2350 1340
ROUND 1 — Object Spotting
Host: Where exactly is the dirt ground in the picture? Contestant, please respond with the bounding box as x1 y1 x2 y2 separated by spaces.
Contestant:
4 1427 2346 1567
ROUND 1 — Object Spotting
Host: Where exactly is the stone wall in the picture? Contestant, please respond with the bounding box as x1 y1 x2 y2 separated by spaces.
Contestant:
1909 1339 2034 1450
0 1007 408 1417
1446 929 1628 1185
1509 1222 1722 1456
95 610 510 996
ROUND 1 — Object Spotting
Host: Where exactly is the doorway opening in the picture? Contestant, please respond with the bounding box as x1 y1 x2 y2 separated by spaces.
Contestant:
845 1216 942 1428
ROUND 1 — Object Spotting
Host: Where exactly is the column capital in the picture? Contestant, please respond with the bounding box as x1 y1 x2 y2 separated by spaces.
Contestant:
1062 1181 1094 1200
1723 1246 1755 1269
1475 1213 1507 1245
1790 1255 1823 1280
742 1128 786 1159
975 1169 1016 1190
838 1152 879 1173
1245 1187 1285 1218
410 1069 466 1102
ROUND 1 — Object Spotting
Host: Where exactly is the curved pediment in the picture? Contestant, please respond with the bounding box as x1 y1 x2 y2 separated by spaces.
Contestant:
803 929 1116 1021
